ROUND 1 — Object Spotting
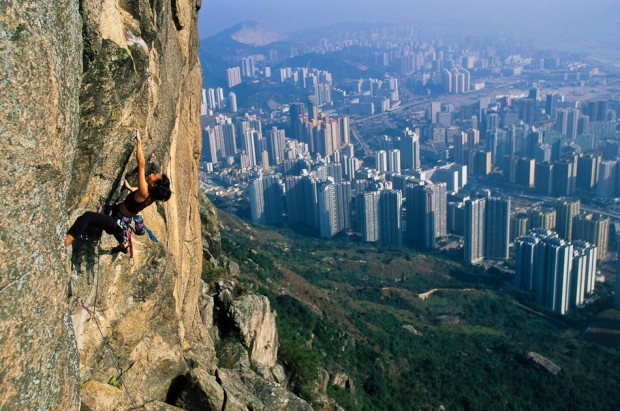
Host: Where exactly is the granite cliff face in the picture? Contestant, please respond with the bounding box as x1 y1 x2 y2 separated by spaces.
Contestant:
0 1 82 409
0 1 309 410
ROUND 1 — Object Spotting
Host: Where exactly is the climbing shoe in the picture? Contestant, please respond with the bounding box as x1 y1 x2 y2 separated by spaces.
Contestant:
111 244 129 254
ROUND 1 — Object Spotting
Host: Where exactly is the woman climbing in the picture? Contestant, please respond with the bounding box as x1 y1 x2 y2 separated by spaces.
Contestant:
65 128 172 253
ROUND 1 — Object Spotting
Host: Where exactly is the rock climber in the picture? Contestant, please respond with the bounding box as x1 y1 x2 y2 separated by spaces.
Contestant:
65 128 171 253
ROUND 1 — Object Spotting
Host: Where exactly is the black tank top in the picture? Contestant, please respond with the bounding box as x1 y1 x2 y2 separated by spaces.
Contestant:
123 191 152 215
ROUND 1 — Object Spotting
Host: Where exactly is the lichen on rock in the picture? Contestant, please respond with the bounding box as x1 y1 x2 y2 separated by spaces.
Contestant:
0 0 82 409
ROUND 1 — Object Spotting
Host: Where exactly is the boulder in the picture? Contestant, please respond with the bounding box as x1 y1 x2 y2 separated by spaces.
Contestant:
403 325 423 336
218 368 313 411
229 295 278 368
331 372 354 390
525 351 561 375
144 401 185 411
217 369 263 410
200 191 222 260
218 341 251 371
228 260 241 277
272 364 288 385
199 281 215 328
80 380 124 411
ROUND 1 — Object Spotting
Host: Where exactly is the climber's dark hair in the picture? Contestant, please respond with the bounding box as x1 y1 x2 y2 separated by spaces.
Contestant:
152 174 172 201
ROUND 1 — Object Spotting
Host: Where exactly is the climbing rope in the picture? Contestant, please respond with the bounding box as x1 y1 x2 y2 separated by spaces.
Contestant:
78 299 139 410
66 203 140 408
128 228 134 267
68 238 141 409
65 173 162 408
92 241 102 312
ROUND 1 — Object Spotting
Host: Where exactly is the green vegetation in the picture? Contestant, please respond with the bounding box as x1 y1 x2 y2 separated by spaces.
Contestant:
107 376 120 389
201 265 227 285
218 210 620 410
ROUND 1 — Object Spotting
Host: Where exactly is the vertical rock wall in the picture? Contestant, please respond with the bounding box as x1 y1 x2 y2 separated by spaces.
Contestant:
68 0 209 408
0 0 208 409
0 1 82 410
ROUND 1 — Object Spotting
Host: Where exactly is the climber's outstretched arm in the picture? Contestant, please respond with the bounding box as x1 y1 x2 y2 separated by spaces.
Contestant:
134 129 149 201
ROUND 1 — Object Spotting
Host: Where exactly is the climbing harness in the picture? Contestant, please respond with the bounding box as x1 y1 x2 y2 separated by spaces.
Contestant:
110 210 135 265
131 213 158 242
132 214 145 235
70 195 159 299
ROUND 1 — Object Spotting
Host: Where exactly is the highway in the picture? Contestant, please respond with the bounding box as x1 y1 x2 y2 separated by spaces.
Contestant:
349 127 372 157
348 79 531 158
493 190 620 221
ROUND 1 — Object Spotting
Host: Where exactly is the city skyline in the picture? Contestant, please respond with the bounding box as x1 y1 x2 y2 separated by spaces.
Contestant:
198 0 620 57
199 0 619 320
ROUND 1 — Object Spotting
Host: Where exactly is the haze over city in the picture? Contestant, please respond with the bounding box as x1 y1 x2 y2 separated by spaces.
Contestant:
196 0 620 407
199 0 619 56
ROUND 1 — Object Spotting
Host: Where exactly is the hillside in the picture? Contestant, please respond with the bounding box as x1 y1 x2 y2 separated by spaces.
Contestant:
215 208 620 410
199 22 386 90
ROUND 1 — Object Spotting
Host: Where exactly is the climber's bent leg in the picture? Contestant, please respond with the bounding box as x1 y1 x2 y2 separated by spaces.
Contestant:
66 211 125 245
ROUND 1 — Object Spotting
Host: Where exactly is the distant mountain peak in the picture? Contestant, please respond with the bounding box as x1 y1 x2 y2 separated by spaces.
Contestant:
228 21 281 46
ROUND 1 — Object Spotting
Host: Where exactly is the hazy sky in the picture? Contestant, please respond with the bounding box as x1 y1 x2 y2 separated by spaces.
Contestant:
198 0 619 52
